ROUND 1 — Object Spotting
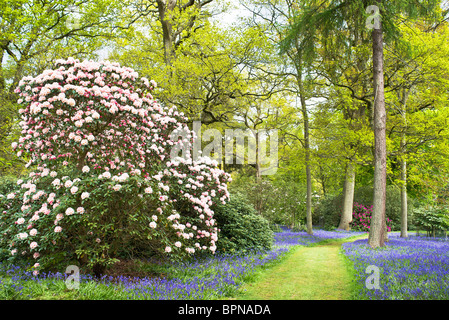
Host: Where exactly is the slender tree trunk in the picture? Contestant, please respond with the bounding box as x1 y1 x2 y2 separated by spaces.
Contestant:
294 46 312 235
255 131 263 215
400 156 407 237
0 47 6 91
299 80 313 235
305 147 313 235
255 130 261 181
338 161 355 231
368 0 387 248
400 87 409 238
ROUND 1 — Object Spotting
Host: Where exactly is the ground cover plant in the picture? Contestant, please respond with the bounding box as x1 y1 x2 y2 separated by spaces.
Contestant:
0 248 289 300
342 232 449 300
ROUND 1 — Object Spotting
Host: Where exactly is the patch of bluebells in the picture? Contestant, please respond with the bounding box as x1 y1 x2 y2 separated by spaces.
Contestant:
274 228 366 247
0 263 32 299
342 232 449 300
0 248 290 300
117 249 290 299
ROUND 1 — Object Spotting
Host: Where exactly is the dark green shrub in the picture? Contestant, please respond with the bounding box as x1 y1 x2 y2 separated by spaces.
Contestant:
0 176 19 197
269 224 282 233
313 193 343 230
0 176 20 262
212 193 274 253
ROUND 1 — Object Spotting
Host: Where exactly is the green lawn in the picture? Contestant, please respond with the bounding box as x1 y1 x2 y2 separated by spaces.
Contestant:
235 235 368 300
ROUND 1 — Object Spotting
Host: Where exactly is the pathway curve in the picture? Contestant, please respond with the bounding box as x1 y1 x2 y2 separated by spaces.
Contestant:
236 235 367 300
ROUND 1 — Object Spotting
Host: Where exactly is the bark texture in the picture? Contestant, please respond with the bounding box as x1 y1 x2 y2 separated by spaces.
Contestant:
368 1 387 248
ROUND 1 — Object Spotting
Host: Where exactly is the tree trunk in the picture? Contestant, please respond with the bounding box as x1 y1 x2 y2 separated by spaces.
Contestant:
156 0 177 66
368 0 387 249
400 87 409 238
295 43 312 235
0 47 6 91
255 130 261 180
305 151 313 235
255 131 263 215
338 161 355 231
299 84 313 235
400 157 408 238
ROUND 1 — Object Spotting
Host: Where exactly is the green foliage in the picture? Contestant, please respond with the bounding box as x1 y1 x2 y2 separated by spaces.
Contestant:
280 0 442 62
351 185 415 231
413 204 449 236
229 173 319 228
313 192 342 230
110 14 279 124
212 193 274 253
0 175 18 196
0 97 23 175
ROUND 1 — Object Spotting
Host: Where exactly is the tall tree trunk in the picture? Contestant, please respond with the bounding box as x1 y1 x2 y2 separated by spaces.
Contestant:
338 161 355 231
400 87 409 238
298 77 313 235
294 43 312 235
255 130 263 215
400 155 407 237
368 0 387 249
304 126 313 234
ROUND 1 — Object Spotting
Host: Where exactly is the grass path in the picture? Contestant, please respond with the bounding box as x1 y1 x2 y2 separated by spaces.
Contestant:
235 235 367 300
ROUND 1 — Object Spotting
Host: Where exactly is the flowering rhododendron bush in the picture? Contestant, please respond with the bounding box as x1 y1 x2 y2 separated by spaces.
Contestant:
349 202 392 232
0 58 231 275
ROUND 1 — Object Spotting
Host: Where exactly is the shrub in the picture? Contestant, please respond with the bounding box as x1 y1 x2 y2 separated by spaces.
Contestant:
313 193 342 230
0 176 19 196
212 193 274 253
0 58 231 275
413 205 449 237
